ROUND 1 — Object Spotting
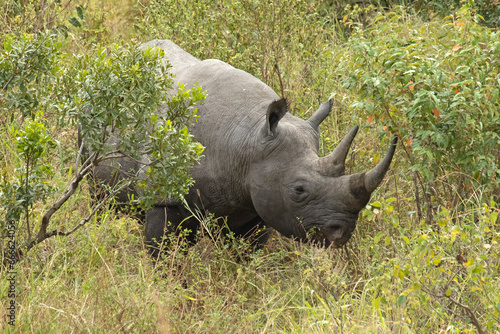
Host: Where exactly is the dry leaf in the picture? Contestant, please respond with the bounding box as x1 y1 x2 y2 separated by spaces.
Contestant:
433 108 439 120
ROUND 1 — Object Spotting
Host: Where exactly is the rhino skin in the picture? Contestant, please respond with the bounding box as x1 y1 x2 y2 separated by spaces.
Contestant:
84 39 398 255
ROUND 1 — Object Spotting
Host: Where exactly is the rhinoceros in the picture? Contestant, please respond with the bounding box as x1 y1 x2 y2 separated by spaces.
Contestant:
84 39 397 255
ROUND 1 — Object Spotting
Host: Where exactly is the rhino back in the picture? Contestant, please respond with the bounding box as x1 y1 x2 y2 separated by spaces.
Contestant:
153 41 280 218
142 39 201 74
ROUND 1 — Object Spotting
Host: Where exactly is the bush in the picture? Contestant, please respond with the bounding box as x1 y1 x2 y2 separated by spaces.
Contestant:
336 4 500 212
411 0 500 28
0 31 64 120
359 196 500 333
0 30 205 257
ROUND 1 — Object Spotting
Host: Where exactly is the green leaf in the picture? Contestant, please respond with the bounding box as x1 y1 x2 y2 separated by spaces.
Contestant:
76 6 84 21
384 236 391 246
374 232 384 243
68 17 81 28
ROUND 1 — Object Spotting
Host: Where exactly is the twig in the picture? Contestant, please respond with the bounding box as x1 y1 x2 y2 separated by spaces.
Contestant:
22 179 130 256
445 296 485 334
422 285 485 334
34 0 47 33
25 157 32 241
2 73 16 92
393 169 402 225
19 151 97 256
273 0 285 100
413 172 422 222
274 63 285 100
75 136 86 175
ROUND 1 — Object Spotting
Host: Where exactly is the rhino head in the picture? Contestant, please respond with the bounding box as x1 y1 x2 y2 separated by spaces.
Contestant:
249 99 397 248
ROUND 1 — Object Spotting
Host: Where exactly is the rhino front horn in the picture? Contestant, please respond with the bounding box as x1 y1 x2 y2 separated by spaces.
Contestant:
319 125 359 176
364 136 398 193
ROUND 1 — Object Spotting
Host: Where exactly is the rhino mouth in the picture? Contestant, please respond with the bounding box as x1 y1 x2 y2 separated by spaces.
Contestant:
305 226 351 249
306 229 339 248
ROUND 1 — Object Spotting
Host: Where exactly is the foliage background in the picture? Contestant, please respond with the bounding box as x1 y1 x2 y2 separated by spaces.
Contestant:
1 0 499 333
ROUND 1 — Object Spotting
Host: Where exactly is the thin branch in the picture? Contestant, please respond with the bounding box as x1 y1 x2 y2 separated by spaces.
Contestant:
382 101 434 222
413 171 422 222
34 0 47 33
78 149 107 174
25 157 32 241
98 150 150 166
2 73 17 92
422 285 486 334
44 0 75 31
46 182 129 238
36 168 88 241
274 63 285 100
75 136 86 175
21 151 98 254
445 296 485 334
23 179 130 255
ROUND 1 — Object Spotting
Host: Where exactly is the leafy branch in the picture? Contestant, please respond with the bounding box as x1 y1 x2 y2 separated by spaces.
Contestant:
1 37 205 261
422 282 485 334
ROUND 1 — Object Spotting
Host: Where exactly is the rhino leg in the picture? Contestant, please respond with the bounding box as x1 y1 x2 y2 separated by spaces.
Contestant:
234 217 271 249
145 205 199 257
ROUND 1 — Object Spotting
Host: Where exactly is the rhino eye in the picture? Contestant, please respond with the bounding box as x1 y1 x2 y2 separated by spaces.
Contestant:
294 185 305 195
289 183 308 202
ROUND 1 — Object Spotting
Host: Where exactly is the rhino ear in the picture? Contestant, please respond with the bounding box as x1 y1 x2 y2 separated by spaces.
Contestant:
265 99 288 136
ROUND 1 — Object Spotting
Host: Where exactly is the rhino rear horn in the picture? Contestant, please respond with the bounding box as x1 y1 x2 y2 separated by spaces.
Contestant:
319 125 359 176
364 135 398 193
308 100 333 130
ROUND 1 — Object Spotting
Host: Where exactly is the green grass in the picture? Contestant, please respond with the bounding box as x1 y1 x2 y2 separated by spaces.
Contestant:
2 192 497 332
0 214 397 333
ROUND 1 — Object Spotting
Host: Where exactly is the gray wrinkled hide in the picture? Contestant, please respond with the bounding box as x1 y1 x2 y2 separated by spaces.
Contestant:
86 39 397 256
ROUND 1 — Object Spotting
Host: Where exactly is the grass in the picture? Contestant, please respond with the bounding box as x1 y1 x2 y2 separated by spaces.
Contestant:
3 190 496 332
0 213 396 333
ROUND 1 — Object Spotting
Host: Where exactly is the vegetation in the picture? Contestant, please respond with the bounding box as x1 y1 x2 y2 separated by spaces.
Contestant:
1 0 499 332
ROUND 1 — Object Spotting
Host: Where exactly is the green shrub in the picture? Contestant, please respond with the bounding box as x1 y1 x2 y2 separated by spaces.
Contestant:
0 30 205 256
336 4 500 209
0 31 64 120
74 43 206 206
411 0 500 28
359 197 500 333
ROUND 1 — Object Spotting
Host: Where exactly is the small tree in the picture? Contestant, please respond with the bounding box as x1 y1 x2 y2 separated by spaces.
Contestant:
0 32 205 260
337 4 500 214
